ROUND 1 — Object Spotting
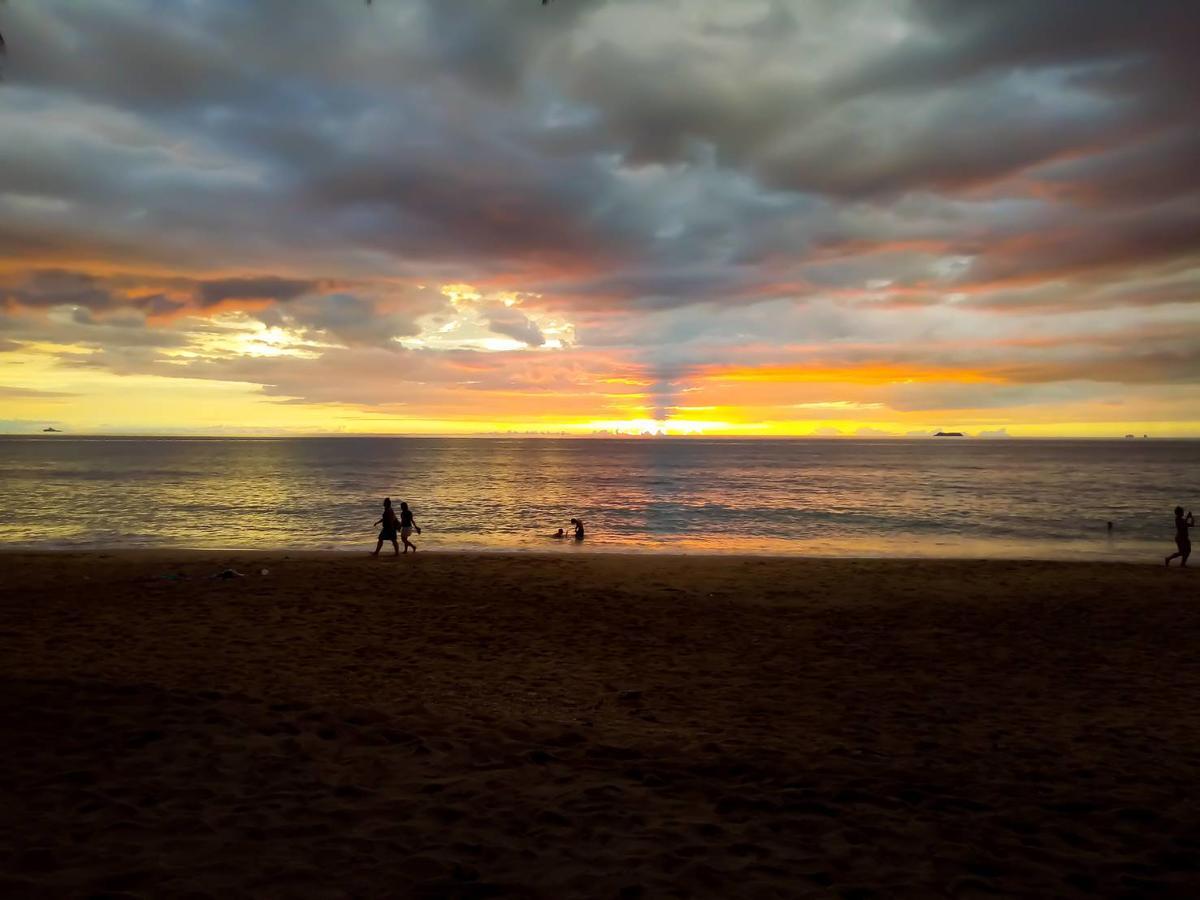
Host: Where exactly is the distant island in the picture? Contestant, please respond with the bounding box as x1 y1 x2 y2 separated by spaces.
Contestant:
933 431 964 437
42 427 62 433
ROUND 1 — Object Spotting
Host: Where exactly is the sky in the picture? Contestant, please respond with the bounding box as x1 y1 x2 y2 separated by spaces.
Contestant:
0 0 1197 437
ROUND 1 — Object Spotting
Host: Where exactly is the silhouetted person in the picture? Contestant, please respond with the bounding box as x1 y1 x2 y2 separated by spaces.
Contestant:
1165 506 1193 567
399 501 421 553
1107 521 1113 533
372 497 400 557
571 518 585 541
553 528 565 539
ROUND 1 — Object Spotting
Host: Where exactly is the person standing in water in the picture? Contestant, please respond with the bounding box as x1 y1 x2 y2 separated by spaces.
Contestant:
372 497 400 557
1165 506 1193 567
570 518 585 541
399 501 422 553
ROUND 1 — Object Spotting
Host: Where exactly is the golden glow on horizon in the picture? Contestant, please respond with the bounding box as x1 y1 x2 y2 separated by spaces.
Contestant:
3 334 1199 438
583 418 741 435
3 2 1198 447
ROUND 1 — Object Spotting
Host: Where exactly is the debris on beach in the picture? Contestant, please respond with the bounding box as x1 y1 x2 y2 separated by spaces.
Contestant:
213 568 245 580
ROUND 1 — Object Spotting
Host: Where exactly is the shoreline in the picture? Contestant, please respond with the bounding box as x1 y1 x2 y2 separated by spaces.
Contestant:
0 539 1170 564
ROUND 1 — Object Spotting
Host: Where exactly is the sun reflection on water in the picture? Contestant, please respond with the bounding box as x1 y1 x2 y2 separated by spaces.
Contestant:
0 437 1192 560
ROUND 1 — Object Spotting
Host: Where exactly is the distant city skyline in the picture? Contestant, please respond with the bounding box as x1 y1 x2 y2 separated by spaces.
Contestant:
1 1 1198 437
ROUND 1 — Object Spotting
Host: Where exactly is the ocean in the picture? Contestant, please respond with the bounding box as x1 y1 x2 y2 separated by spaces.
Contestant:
0 436 1196 560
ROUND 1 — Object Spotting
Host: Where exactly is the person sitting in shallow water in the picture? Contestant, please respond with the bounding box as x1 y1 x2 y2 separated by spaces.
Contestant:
570 518 585 541
553 528 565 539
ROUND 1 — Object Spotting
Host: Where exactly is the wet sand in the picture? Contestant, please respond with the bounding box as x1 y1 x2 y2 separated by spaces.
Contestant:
1 550 1198 897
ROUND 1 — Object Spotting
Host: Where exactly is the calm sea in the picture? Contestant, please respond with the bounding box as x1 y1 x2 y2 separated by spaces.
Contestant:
0 437 1196 560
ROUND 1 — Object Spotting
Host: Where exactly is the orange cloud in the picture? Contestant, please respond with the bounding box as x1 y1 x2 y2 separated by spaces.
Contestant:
696 363 1000 386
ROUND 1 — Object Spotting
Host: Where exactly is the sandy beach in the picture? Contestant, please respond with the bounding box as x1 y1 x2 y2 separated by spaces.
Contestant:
1 550 1198 897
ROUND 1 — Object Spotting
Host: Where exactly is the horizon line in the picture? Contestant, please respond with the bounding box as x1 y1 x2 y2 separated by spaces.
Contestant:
5 432 1198 441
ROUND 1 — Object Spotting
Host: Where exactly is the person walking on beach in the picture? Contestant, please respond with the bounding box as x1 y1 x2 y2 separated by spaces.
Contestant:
399 501 422 553
1165 506 1193 567
372 497 400 557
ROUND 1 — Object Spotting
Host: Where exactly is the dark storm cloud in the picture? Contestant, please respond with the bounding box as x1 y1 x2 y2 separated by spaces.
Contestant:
883 0 1200 99
1035 129 1200 207
134 294 189 317
417 0 592 96
1 269 269 318
254 291 442 348
197 277 317 308
546 267 753 310
303 145 628 272
0 307 190 350
554 1 1195 199
2 270 117 312
2 1 401 112
965 200 1200 288
4 0 1194 296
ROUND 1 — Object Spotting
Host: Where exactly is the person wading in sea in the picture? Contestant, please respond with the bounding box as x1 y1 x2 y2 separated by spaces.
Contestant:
1165 505 1193 567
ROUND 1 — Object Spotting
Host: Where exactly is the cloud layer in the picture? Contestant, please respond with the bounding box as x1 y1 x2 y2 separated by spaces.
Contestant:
0 0 1197 434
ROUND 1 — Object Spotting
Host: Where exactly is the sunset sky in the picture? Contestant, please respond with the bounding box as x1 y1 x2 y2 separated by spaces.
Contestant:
1 0 1197 436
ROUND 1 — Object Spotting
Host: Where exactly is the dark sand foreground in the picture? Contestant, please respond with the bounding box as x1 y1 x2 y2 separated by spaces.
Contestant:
1 551 1198 898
